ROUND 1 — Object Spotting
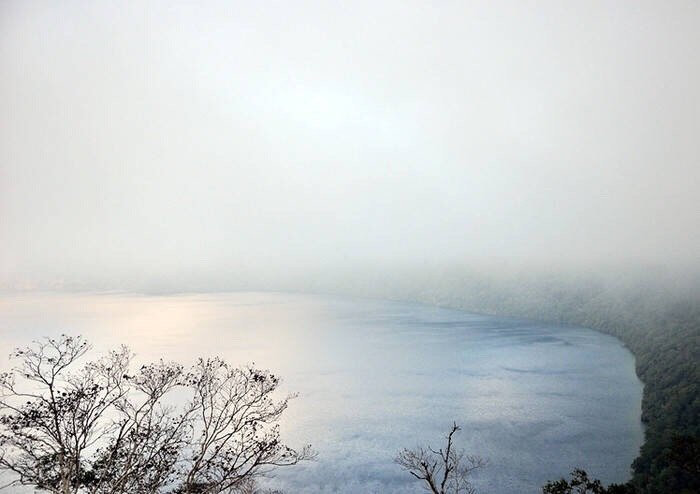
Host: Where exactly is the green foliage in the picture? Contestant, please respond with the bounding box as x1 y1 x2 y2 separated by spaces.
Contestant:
542 469 635 494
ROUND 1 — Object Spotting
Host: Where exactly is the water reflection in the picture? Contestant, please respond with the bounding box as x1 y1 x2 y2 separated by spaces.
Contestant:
0 292 643 493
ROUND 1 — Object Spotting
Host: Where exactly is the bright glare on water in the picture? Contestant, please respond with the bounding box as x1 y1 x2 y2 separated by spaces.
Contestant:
0 292 643 493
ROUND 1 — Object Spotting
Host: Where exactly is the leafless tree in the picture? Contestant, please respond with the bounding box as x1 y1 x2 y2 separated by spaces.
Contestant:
395 423 486 494
0 335 314 494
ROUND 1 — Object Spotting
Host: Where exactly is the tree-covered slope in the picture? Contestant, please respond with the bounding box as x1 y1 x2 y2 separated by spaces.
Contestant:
319 267 700 493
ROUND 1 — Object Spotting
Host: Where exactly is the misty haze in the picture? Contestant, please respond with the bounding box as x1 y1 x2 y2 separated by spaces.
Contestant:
0 2 698 494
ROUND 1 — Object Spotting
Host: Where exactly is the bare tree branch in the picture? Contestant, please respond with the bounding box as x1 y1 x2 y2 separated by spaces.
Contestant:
395 423 486 494
0 335 313 494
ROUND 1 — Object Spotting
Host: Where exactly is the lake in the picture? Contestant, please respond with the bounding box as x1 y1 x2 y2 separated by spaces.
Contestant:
0 291 644 493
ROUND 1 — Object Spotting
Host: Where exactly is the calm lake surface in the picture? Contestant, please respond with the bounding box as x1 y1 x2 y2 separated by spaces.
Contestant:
0 292 643 493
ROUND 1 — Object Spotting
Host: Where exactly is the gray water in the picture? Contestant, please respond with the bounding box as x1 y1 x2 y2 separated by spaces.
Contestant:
0 292 643 493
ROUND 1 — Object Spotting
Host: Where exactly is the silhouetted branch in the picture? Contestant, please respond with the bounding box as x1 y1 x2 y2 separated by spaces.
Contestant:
0 335 313 494
395 422 485 494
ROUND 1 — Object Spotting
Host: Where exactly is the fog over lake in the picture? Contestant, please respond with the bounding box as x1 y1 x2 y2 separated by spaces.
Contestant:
0 292 643 493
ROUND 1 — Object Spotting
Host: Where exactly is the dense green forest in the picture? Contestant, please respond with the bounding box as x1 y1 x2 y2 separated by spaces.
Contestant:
318 266 700 493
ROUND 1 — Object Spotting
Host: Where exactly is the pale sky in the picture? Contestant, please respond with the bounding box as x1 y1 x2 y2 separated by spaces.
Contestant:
1 1 699 288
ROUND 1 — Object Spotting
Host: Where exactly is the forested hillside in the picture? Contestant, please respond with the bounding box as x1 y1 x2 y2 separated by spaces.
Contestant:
318 267 700 493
